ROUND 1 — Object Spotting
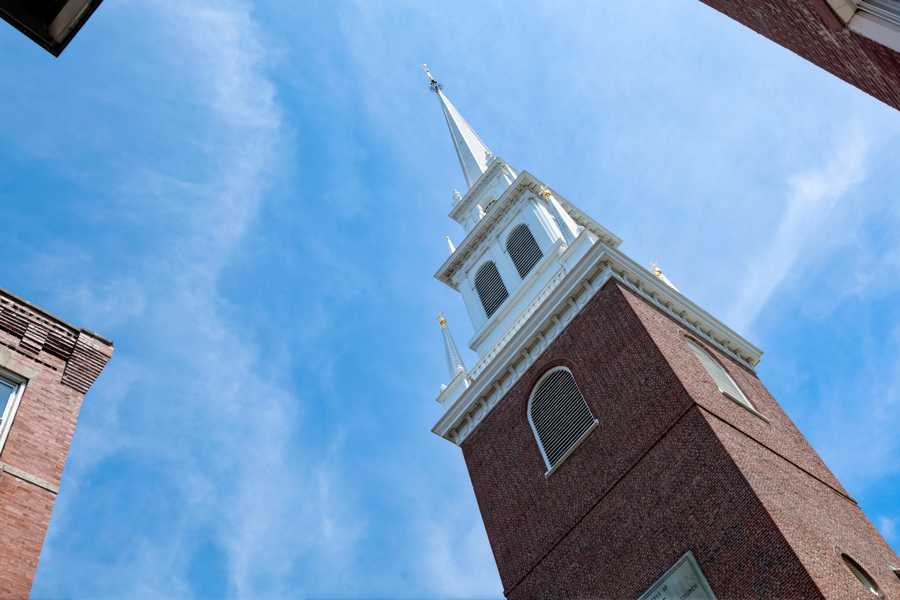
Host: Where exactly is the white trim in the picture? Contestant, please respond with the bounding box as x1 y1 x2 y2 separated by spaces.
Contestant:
432 240 763 446
467 238 565 352
849 10 900 52
0 369 27 458
825 0 862 23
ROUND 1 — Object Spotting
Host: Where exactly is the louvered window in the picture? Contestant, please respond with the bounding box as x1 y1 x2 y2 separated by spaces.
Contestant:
474 261 509 319
506 224 543 279
858 0 900 26
686 338 753 409
529 368 596 470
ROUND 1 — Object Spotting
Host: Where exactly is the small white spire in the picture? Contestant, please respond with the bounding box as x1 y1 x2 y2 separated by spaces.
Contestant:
437 312 467 379
423 65 493 189
446 236 456 254
650 262 679 292
542 188 578 245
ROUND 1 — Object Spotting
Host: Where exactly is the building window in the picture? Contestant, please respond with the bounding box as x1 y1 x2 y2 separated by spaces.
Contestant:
841 554 883 597
0 373 25 455
858 0 900 26
685 338 754 410
528 367 597 473
474 261 509 319
506 223 543 279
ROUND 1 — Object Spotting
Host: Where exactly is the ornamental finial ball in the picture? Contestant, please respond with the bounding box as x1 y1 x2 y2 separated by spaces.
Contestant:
437 311 447 327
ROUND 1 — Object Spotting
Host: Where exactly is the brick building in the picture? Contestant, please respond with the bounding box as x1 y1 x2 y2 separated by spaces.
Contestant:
0 288 112 599
425 66 900 598
696 0 900 111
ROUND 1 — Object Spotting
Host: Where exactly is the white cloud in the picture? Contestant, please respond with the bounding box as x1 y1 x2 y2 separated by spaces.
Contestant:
726 127 867 334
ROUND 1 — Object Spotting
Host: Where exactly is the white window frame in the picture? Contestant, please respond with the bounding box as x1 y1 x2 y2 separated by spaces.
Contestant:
685 338 769 422
527 367 599 478
0 370 27 456
825 0 900 52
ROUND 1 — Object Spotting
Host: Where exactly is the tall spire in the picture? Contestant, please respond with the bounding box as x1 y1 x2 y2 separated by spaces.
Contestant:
437 312 467 379
423 65 494 189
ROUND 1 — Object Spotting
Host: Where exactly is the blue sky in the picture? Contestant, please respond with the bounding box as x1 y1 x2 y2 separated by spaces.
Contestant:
1 0 899 597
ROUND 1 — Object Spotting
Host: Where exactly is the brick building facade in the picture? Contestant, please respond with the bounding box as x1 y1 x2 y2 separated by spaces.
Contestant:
696 0 900 111
461 279 900 598
0 288 112 599
426 70 900 598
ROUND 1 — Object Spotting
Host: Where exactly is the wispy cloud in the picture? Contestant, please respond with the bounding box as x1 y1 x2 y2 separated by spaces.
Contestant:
726 128 867 334
31 1 362 597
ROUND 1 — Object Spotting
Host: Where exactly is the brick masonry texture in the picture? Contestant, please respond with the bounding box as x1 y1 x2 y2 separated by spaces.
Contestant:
697 0 900 111
0 289 113 600
461 280 900 598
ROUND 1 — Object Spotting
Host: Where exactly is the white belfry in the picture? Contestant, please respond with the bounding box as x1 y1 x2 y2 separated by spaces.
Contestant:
438 313 467 379
424 65 493 189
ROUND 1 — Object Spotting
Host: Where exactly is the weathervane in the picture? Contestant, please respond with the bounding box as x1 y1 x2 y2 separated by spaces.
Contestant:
436 311 446 327
422 64 444 93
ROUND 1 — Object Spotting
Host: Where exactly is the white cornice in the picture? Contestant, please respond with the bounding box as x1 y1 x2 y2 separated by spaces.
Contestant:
432 242 763 446
434 171 621 288
448 157 506 222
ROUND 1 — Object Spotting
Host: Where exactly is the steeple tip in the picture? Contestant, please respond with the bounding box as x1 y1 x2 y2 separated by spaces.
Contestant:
424 66 493 190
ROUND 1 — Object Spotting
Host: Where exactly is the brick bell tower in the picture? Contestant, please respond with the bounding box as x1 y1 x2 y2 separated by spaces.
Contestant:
424 66 900 599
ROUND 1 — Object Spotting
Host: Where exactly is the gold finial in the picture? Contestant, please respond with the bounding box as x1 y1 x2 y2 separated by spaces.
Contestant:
436 311 447 327
650 261 662 277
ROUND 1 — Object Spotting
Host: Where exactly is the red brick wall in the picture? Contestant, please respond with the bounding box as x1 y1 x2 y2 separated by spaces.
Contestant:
461 280 899 597
697 0 900 111
0 291 113 599
0 473 54 599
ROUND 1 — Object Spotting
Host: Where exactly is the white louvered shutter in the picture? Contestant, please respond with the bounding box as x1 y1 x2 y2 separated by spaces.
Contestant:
474 262 509 319
506 224 543 279
529 369 595 468
685 338 752 408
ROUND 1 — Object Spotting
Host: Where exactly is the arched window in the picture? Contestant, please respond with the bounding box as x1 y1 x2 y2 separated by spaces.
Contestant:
474 261 509 319
529 368 597 471
506 223 543 279
685 338 753 409
841 554 883 597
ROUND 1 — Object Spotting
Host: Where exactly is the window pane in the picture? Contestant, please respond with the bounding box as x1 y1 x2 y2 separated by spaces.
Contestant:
0 380 14 422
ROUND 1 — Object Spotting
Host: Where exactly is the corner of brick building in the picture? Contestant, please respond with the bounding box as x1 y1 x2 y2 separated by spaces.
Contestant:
695 0 900 112
0 290 113 600
461 280 899 598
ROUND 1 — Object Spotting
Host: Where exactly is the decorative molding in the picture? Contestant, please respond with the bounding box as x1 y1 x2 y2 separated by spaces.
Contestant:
448 158 508 222
435 168 621 289
0 461 59 494
432 241 763 446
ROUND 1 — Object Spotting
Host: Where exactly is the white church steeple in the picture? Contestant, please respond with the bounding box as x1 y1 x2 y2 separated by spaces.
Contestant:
425 69 763 452
423 65 494 189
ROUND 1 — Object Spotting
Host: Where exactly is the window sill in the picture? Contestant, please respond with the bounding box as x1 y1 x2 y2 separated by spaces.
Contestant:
848 10 900 53
544 419 598 478
721 391 770 423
